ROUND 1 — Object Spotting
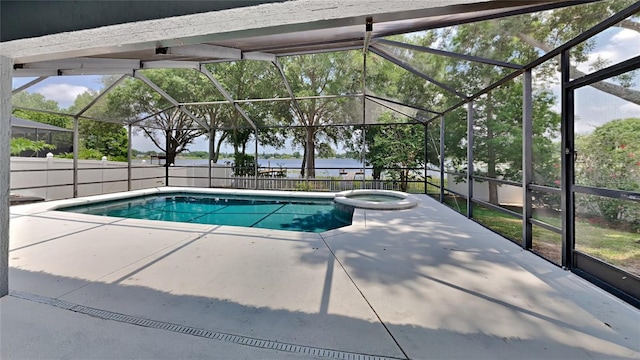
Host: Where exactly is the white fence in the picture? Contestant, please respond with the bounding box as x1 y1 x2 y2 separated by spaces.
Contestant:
10 157 233 201
11 157 428 201
446 178 523 206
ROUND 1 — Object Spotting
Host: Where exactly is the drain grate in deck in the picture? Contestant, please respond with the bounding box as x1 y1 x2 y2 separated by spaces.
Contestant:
11 291 404 360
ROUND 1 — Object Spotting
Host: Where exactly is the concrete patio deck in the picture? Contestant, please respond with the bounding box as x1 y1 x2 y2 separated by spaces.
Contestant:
2 190 639 359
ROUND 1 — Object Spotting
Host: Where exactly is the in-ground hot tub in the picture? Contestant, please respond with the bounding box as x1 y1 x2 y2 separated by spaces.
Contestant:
334 190 418 210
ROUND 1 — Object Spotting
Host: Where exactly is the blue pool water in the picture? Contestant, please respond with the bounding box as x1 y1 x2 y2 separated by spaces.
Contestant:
60 193 353 233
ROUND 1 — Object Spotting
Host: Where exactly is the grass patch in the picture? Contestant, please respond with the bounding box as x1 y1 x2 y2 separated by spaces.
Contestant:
440 195 640 275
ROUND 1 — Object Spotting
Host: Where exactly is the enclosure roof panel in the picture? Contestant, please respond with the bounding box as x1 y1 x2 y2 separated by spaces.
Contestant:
10 116 72 132
3 0 580 68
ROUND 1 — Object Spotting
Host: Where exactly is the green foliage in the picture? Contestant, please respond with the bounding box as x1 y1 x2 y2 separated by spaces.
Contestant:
226 153 256 177
278 51 362 177
182 151 210 159
105 69 213 164
12 92 71 129
59 148 105 160
576 118 640 226
442 196 640 275
10 138 55 156
65 90 129 161
364 118 425 192
294 182 313 191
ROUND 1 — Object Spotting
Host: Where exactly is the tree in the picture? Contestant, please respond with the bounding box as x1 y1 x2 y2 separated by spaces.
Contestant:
575 118 640 226
11 91 70 128
105 69 214 165
365 117 425 192
204 61 287 159
68 90 129 161
462 1 640 105
280 52 362 177
425 18 562 205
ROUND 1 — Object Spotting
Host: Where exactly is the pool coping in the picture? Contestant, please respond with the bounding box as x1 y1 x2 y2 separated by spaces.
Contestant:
12 187 368 237
334 189 419 210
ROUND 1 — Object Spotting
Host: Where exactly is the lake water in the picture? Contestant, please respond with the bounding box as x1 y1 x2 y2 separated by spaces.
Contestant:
175 158 370 177
174 157 441 179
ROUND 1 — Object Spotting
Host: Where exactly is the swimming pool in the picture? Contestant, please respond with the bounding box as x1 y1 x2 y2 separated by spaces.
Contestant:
60 192 353 233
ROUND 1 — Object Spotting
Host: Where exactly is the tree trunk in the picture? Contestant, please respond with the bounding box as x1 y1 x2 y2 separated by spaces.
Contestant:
487 139 499 205
209 131 218 164
400 168 408 192
300 146 306 177
306 126 316 178
166 136 177 166
213 132 228 163
373 167 382 181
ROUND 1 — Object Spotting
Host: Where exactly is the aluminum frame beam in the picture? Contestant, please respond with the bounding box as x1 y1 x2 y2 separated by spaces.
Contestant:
522 69 533 250
560 50 575 269
133 71 210 131
376 38 523 69
13 68 135 77
431 0 640 123
157 44 241 60
11 76 48 95
14 57 141 70
142 61 200 70
361 43 368 185
75 74 128 117
567 54 640 90
369 44 468 100
363 17 373 54
272 58 306 125
1 56 12 298
199 66 259 188
13 58 140 77
277 45 363 58
11 106 71 117
244 52 277 62
180 93 362 106
439 114 445 203
365 94 439 115
128 124 132 191
198 66 258 131
127 106 176 126
466 101 474 218
366 97 424 124
73 117 79 197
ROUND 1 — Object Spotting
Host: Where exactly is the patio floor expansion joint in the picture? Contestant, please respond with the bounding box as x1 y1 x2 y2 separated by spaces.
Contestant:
10 291 406 360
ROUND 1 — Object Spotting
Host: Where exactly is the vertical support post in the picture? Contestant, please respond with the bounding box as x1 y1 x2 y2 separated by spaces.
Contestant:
254 130 259 190
209 126 214 188
522 70 533 250
424 124 428 195
73 117 79 198
466 101 474 218
165 128 170 187
35 129 39 155
361 51 367 189
440 114 445 203
127 124 132 191
0 56 13 297
560 50 575 268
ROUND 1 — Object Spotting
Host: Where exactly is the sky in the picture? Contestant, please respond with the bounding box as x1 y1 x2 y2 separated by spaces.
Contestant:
11 23 640 152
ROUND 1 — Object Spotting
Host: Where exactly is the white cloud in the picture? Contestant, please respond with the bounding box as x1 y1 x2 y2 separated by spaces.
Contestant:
575 27 639 74
36 83 89 108
611 29 640 43
620 102 640 117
